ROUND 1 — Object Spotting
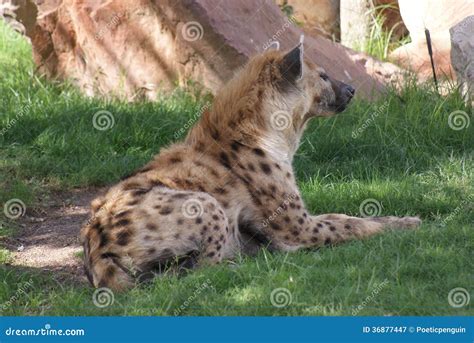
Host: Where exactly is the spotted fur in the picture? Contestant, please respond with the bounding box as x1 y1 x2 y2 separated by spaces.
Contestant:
81 43 421 290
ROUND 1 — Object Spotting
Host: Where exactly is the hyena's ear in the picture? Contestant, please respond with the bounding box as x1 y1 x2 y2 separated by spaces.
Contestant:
279 35 304 83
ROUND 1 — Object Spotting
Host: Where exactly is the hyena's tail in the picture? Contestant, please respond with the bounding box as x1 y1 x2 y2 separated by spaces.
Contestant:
81 223 134 291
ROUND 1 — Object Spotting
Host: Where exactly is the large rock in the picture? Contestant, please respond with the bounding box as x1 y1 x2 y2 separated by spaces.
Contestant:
450 15 474 105
276 0 340 39
390 0 474 81
28 0 392 100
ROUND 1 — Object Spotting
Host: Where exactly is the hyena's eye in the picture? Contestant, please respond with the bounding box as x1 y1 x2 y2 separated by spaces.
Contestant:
319 72 329 82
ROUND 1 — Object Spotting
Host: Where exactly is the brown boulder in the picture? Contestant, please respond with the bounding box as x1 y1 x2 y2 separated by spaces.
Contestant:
450 15 474 106
390 0 474 81
28 0 388 101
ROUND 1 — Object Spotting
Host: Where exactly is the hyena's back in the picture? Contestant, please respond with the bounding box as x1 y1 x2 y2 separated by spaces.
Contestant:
81 181 236 290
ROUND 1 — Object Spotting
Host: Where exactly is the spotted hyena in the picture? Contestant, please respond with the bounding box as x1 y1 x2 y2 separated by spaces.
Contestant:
81 40 421 290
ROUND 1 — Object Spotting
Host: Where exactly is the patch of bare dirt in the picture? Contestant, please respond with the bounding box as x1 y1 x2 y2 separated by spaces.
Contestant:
1 188 104 282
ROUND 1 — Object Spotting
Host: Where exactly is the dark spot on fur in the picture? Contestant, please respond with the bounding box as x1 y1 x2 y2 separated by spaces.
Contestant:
159 207 173 215
252 148 265 157
148 247 156 254
169 157 182 164
172 193 188 199
115 210 131 219
298 218 304 225
212 214 219 220
196 217 203 224
270 222 281 230
177 218 184 225
207 237 213 243
101 252 119 259
260 162 272 175
214 187 227 194
146 223 157 231
116 230 131 246
248 163 256 172
219 152 232 169
311 237 318 243
213 225 220 231
344 224 351 230
324 238 332 245
99 232 109 248
105 265 115 278
114 219 130 228
231 140 244 152
131 188 151 197
317 223 323 228
329 226 336 231
127 199 141 206
207 252 215 258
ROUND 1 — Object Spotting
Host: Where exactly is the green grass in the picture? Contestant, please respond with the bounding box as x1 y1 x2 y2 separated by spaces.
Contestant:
354 3 411 61
0 23 473 316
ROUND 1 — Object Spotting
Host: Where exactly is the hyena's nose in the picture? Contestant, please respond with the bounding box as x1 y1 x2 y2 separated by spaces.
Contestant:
343 84 355 99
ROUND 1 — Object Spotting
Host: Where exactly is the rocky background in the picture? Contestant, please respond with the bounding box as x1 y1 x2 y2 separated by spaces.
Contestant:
2 0 473 103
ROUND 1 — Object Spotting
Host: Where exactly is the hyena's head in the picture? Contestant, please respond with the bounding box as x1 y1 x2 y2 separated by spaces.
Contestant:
263 39 355 128
195 37 355 158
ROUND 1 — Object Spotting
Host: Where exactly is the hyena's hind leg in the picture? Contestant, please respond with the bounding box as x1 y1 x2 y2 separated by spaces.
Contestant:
270 213 421 251
312 214 421 244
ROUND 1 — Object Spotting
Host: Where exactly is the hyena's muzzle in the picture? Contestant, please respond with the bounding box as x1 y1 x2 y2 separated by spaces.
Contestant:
330 78 355 113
